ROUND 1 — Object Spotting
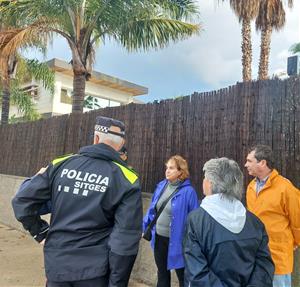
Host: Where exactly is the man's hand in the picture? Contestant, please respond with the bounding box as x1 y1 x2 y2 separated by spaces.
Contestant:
294 245 298 251
40 239 45 246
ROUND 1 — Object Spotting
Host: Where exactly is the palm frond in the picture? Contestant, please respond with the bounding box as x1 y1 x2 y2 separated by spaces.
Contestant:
287 0 293 8
0 19 52 58
290 42 300 54
116 18 200 51
152 0 200 21
10 81 41 121
256 0 286 31
229 0 260 22
24 59 55 95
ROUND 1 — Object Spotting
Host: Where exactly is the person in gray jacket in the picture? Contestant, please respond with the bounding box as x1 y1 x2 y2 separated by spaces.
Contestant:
183 157 274 287
12 116 142 287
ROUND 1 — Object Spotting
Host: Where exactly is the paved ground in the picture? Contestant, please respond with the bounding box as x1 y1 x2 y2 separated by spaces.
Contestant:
0 223 149 287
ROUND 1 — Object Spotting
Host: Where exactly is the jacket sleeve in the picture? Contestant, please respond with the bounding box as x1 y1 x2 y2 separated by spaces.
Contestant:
38 200 52 215
11 166 52 242
142 205 151 232
284 183 300 245
247 227 275 286
108 177 142 285
188 187 199 212
17 178 52 215
108 251 137 286
183 214 225 287
109 179 143 256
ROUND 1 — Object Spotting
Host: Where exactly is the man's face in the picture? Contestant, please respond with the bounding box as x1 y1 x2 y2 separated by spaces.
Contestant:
245 150 261 177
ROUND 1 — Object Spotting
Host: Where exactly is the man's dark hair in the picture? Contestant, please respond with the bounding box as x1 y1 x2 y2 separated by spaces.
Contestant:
250 144 274 169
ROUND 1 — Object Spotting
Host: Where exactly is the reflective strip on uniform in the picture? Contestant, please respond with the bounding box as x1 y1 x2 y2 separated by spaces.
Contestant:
52 154 74 166
113 162 138 184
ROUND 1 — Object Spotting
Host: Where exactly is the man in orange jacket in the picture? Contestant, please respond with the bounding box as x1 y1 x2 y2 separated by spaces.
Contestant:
245 144 300 287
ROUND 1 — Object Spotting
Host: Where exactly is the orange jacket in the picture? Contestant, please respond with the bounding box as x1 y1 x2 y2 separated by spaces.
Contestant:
246 169 300 274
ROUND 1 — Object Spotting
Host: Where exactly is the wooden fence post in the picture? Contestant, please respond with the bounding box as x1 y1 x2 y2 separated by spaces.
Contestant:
292 249 300 287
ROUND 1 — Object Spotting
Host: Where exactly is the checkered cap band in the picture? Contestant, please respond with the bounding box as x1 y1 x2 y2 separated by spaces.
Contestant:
94 116 125 137
95 125 109 133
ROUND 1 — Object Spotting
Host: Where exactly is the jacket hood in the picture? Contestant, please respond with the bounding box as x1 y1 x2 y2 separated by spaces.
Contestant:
200 194 246 233
79 143 125 165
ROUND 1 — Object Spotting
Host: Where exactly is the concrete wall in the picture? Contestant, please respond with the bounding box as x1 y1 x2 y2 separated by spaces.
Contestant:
0 174 163 286
0 174 26 230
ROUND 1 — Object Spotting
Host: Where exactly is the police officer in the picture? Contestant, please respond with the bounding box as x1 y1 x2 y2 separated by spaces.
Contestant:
12 116 143 287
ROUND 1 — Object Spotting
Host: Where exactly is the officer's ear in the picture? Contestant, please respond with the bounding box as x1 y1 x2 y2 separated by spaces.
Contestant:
94 134 100 144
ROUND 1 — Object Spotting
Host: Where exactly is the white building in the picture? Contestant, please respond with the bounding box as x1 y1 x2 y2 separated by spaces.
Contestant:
10 58 148 118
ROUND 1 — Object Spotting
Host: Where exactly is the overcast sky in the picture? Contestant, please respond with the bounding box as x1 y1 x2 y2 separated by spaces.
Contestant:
28 1 300 103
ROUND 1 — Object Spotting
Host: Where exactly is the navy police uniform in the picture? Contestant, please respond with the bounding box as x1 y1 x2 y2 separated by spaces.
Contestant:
12 142 142 286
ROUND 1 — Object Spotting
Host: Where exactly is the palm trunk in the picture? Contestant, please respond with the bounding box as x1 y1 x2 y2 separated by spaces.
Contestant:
1 79 10 125
241 19 252 81
258 25 272 80
70 44 88 114
72 71 86 113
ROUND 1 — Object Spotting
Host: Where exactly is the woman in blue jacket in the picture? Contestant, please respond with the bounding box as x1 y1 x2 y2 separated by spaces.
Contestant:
143 155 199 287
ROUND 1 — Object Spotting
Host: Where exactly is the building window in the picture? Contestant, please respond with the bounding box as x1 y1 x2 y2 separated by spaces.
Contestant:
109 100 120 107
94 97 109 109
84 95 120 111
22 85 40 103
60 90 121 110
84 95 101 110
60 88 72 104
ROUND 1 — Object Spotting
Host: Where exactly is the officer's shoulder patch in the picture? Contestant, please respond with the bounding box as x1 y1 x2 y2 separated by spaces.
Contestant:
52 154 76 166
112 161 138 184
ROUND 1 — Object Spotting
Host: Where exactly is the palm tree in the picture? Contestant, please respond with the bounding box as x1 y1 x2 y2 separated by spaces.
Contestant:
290 42 300 54
0 3 20 124
0 2 52 125
224 0 260 81
0 49 17 124
10 58 54 122
1 0 200 113
0 23 53 124
256 0 293 80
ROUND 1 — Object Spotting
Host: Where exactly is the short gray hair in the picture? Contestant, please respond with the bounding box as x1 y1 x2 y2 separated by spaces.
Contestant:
203 157 244 200
95 131 123 146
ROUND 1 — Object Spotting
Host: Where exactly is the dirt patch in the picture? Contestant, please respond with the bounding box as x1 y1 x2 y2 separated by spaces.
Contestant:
0 223 148 287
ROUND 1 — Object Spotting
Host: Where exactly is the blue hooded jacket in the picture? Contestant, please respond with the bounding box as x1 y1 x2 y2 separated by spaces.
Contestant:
183 206 274 287
143 178 199 270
